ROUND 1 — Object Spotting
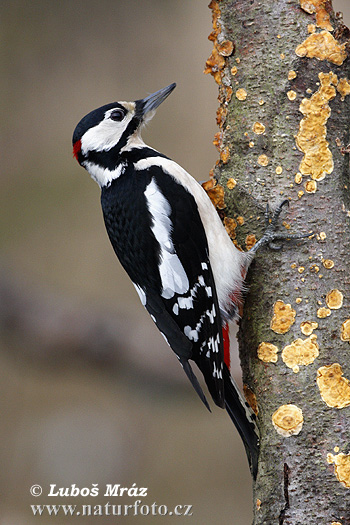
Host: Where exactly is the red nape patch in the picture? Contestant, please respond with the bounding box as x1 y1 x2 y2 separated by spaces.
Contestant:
73 139 82 161
222 322 230 371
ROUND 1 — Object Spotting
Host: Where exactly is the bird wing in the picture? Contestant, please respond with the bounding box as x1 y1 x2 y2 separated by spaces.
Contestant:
101 162 225 409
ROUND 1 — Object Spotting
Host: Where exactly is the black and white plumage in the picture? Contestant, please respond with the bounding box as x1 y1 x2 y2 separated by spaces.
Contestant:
73 84 306 478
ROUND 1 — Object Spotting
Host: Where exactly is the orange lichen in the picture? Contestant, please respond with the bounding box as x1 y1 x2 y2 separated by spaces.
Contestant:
236 88 247 101
270 300 296 334
287 90 297 101
337 78 350 101
252 122 266 135
204 1 225 85
322 259 334 269
226 177 237 190
224 217 237 241
243 385 259 415
308 23 317 33
272 404 303 437
298 266 305 274
231 66 238 76
256 499 262 511
257 154 269 166
220 147 230 164
246 234 256 251
202 179 225 210
217 39 234 57
317 307 331 318
319 231 327 241
305 180 317 193
300 320 318 335
288 70 297 80
295 31 346 65
327 452 350 488
296 72 337 181
276 166 283 175
317 363 350 408
299 0 333 31
298 190 304 198
326 289 343 310
341 319 350 342
282 334 319 372
257 342 279 363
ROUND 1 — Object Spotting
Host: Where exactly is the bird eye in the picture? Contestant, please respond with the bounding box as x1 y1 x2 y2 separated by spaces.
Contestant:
110 109 125 122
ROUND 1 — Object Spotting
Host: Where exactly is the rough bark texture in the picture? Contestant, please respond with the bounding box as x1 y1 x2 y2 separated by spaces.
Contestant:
205 0 350 523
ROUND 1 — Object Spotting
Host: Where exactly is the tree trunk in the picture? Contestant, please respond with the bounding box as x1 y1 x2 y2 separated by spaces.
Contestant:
205 0 350 522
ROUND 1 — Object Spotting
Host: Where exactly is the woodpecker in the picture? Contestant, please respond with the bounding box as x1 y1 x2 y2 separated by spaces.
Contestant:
73 83 308 478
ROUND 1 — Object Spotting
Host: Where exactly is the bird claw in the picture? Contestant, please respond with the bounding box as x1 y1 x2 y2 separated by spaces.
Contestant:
250 200 311 254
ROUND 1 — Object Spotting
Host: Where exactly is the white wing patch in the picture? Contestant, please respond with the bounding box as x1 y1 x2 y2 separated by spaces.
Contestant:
144 178 189 299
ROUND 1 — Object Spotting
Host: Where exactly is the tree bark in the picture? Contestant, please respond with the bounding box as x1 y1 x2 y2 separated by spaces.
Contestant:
205 0 350 523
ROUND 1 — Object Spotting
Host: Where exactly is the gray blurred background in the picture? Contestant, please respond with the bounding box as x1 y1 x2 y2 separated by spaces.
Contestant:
1 1 349 524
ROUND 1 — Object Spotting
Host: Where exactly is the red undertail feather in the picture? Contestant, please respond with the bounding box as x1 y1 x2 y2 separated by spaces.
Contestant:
222 322 230 371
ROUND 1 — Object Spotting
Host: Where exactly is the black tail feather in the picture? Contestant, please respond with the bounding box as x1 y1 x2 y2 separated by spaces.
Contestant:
180 358 211 412
223 364 259 479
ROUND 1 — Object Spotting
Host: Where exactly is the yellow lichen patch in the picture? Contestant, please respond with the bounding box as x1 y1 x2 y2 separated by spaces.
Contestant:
257 154 269 166
256 499 262 511
299 0 333 31
236 216 244 226
327 453 350 488
298 190 304 199
258 99 265 106
282 334 319 373
326 289 343 310
298 266 305 274
317 363 350 408
308 23 316 33
252 122 266 135
322 259 334 269
231 66 238 76
217 39 234 57
300 320 318 335
319 231 327 241
236 88 247 101
287 90 297 101
288 70 297 80
226 177 237 190
257 342 279 363
296 72 337 181
296 297 303 304
341 319 350 342
337 78 350 101
243 385 259 415
295 31 346 65
202 179 225 209
317 307 331 318
249 141 254 148
272 404 303 437
224 217 237 240
305 180 317 193
295 172 303 184
276 166 283 175
246 234 256 251
270 300 296 334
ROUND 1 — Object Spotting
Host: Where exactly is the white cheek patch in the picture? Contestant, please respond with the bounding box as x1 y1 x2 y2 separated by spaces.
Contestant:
81 109 134 154
144 178 189 299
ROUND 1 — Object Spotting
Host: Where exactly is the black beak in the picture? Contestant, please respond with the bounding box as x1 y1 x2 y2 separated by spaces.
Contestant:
136 83 176 117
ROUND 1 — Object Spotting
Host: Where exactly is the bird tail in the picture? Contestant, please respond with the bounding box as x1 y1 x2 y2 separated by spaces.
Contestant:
223 363 259 479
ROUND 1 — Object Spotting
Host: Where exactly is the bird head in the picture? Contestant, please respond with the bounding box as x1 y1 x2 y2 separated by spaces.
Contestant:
72 83 176 167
